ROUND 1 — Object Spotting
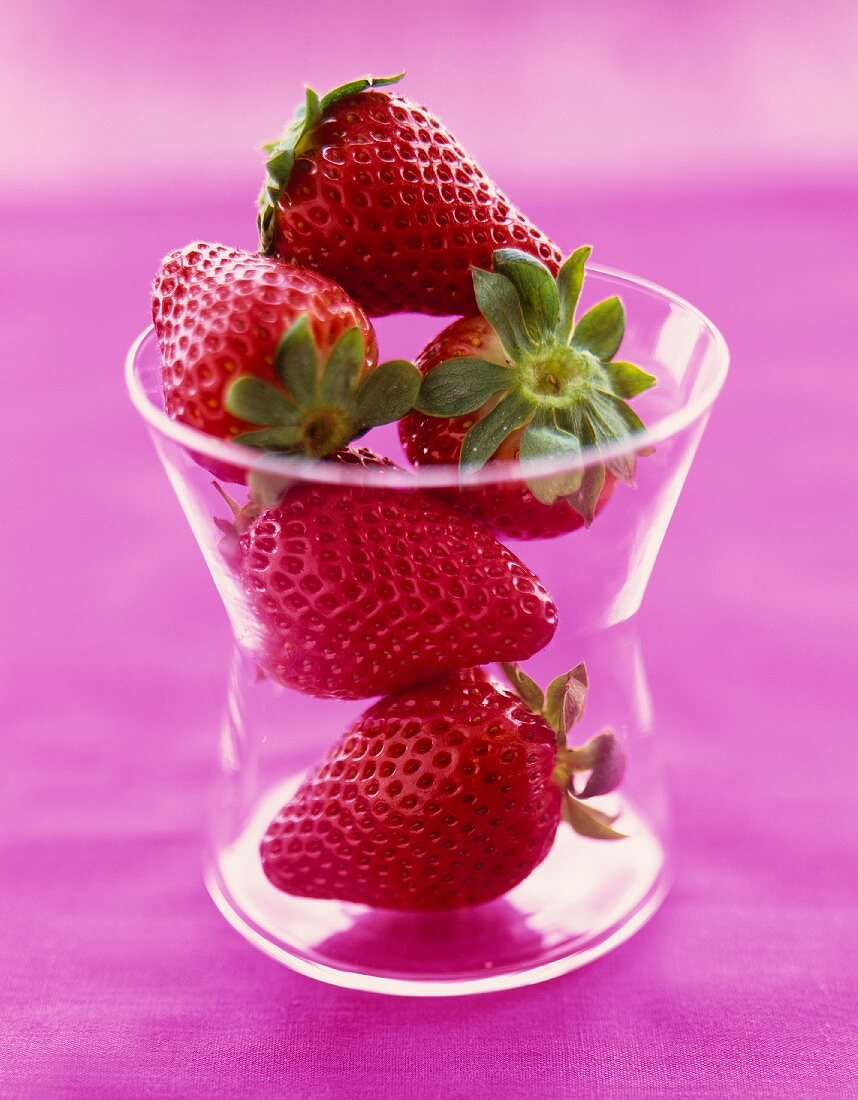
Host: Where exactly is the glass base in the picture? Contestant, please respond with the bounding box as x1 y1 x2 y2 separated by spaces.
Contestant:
205 773 671 996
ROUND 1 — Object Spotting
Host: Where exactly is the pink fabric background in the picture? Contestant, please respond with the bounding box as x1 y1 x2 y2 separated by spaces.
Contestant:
2 3 857 1096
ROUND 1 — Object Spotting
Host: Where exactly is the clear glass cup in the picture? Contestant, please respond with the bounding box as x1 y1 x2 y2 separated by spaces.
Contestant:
126 264 728 995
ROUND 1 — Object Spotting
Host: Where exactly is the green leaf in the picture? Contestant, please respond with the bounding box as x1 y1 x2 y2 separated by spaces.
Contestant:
471 268 532 361
544 662 588 738
520 410 583 506
500 662 545 714
459 389 535 471
586 396 638 484
275 316 319 405
602 395 648 483
603 392 647 435
493 248 559 344
554 401 586 439
572 296 625 361
319 327 364 406
556 245 592 343
265 146 294 185
353 360 421 430
562 795 627 840
319 72 405 111
257 203 278 252
564 729 626 798
587 392 634 444
582 394 641 484
562 417 605 524
569 461 606 525
526 468 584 507
520 411 582 462
232 426 303 450
247 470 293 509
605 360 656 399
589 391 647 464
225 376 299 426
604 448 637 486
545 414 606 523
415 357 513 417
301 86 323 132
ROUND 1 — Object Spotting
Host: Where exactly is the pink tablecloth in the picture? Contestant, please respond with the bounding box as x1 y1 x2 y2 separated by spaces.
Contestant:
2 185 856 1097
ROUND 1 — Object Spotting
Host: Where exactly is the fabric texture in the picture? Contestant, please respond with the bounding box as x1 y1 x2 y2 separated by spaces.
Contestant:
1 186 856 1098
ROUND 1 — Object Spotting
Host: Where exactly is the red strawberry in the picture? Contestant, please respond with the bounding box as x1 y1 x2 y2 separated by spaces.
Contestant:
258 75 561 316
152 241 419 469
400 246 655 540
260 663 626 910
217 449 558 700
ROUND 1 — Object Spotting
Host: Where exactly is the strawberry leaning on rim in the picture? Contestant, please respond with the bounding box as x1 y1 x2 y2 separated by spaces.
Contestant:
152 241 420 465
258 74 561 316
261 662 626 910
399 246 656 540
215 449 559 701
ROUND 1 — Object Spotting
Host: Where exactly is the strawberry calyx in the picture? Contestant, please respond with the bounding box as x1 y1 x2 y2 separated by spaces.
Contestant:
501 661 627 840
415 247 656 523
211 471 297 570
258 72 406 252
224 315 419 458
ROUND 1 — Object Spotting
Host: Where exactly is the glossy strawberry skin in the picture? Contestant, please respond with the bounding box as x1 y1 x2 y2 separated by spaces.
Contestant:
233 450 558 699
269 92 561 317
152 241 377 442
260 668 562 910
399 317 615 540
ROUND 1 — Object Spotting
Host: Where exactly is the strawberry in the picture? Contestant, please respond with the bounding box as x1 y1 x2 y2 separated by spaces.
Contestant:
152 241 420 466
258 74 561 316
217 449 558 700
260 663 626 910
399 246 655 540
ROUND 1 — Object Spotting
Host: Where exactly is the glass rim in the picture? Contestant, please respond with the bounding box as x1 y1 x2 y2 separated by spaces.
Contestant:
126 261 729 489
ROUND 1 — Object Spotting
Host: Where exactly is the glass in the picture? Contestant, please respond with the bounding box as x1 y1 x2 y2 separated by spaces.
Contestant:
126 264 728 995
